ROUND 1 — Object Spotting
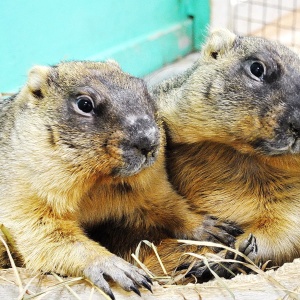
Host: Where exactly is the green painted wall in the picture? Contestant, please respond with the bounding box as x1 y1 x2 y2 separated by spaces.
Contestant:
0 0 210 92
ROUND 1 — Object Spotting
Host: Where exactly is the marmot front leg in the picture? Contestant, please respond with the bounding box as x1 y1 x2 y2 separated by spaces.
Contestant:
141 216 246 277
138 184 246 276
12 212 151 300
148 182 244 244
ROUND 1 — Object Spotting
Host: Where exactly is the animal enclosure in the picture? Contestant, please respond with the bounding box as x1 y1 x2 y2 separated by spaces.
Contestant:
229 0 300 51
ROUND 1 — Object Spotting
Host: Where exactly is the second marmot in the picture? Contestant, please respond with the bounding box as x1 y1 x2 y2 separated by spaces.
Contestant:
152 29 300 273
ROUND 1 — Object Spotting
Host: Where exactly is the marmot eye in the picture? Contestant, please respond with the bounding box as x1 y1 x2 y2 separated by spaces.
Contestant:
76 96 94 113
250 62 265 78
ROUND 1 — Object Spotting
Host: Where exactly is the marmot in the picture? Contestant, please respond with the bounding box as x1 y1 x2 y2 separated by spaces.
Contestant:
0 60 242 298
152 28 300 274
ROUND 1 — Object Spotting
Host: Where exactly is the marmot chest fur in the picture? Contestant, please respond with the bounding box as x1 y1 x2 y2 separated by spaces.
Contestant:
154 29 300 267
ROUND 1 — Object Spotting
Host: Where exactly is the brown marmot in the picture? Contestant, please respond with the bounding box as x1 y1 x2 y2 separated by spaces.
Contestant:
152 28 300 275
0 60 242 298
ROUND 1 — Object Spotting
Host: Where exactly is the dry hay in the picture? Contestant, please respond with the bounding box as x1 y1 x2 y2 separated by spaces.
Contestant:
1 229 300 300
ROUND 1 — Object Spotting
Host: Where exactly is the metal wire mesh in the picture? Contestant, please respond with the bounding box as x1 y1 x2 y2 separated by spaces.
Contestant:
229 0 300 51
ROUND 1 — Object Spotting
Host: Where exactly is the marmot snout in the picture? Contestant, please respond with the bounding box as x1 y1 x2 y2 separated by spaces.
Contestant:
115 114 160 177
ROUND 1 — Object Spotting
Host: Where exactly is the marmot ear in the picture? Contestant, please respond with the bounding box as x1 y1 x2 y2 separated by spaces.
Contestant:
202 28 237 59
27 65 51 98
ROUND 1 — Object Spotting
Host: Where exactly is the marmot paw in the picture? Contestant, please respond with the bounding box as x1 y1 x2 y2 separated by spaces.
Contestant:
178 233 258 282
84 255 152 299
197 215 244 250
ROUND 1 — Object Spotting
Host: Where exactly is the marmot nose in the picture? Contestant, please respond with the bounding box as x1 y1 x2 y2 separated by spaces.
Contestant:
133 136 157 157
126 115 160 157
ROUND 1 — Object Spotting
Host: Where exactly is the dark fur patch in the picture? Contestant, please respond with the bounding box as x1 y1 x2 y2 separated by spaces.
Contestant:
203 81 213 100
46 125 56 146
115 182 133 194
211 52 218 59
32 89 43 98
264 64 282 84
62 141 77 149
85 218 174 257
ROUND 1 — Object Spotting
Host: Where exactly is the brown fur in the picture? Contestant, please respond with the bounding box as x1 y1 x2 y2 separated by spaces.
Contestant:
152 29 300 269
0 61 235 297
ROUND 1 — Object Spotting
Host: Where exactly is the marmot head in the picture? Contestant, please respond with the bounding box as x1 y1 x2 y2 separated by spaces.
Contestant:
180 29 300 156
19 61 160 177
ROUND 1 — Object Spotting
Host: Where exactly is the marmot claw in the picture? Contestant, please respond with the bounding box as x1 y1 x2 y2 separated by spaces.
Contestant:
84 255 152 299
199 215 244 249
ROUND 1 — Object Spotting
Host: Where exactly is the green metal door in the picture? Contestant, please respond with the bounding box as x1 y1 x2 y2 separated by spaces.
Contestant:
0 0 210 92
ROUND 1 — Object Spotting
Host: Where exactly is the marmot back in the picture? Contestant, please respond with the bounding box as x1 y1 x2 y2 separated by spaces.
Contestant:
154 29 300 270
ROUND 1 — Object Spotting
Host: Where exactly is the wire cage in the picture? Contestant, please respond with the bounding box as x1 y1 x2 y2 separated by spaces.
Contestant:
228 0 300 51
